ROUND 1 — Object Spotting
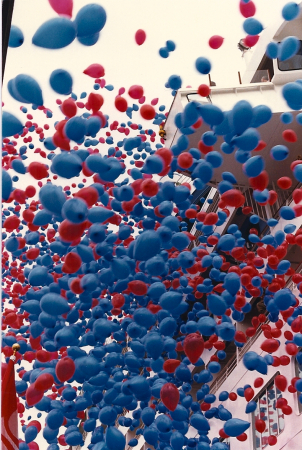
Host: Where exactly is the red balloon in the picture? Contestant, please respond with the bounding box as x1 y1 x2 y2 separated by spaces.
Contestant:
221 189 245 207
62 98 77 118
135 29 146 45
75 186 98 207
282 129 297 143
277 177 292 190
48 0 73 18
141 179 159 197
293 189 302 204
28 162 49 180
183 333 204 364
83 64 105 78
112 294 125 308
177 152 193 169
87 93 104 112
115 96 128 113
260 339 279 353
62 252 82 274
160 383 179 411
280 355 290 366
236 433 247 442
286 343 298 356
26 384 44 407
282 405 292 415
268 435 277 446
58 220 87 242
250 171 269 191
163 359 181 373
198 84 211 97
128 280 148 296
244 387 254 402
140 104 156 120
275 375 287 392
229 392 237 401
55 357 75 382
244 35 259 47
35 373 54 392
208 35 224 49
128 85 144 100
239 0 256 17
255 419 266 433
254 377 264 388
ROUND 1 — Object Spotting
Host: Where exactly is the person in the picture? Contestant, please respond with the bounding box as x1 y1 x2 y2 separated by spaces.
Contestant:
261 76 268 82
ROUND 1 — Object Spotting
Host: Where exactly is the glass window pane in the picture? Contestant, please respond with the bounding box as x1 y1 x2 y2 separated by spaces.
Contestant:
275 386 285 432
254 401 262 450
268 384 278 436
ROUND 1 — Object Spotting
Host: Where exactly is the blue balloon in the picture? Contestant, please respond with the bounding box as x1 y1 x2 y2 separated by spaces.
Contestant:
278 36 300 61
51 152 83 179
294 164 302 182
13 74 43 105
2 169 12 200
282 2 300 21
232 128 260 151
40 293 70 315
9 25 24 47
46 409 64 430
39 183 66 216
282 82 302 110
49 69 73 95
64 117 87 142
11 159 26 174
217 322 235 341
168 75 182 90
159 47 169 58
133 230 161 261
270 144 289 161
231 100 253 135
77 32 100 46
245 401 257 413
190 414 210 432
28 266 48 287
74 4 107 37
250 105 272 128
166 40 176 51
105 426 125 450
2 111 24 138
195 57 211 74
266 41 279 59
25 426 38 443
86 116 102 136
243 18 263 36
61 198 87 224
280 206 295 220
224 418 250 437
32 18 77 49
244 155 264 177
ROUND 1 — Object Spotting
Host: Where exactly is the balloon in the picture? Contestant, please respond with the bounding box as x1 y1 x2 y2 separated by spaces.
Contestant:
26 385 44 407
2 111 24 137
55 357 75 382
140 104 156 120
9 25 24 47
183 333 204 364
40 293 70 315
74 4 107 37
243 18 263 36
35 373 54 391
105 427 125 450
168 74 182 90
77 32 100 46
282 2 300 21
83 64 105 78
224 419 250 437
275 375 287 392
64 116 87 142
239 1 256 18
32 18 77 49
209 35 224 49
278 36 300 61
160 383 180 411
255 419 266 433
195 57 211 74
48 0 73 18
135 29 146 45
49 69 73 95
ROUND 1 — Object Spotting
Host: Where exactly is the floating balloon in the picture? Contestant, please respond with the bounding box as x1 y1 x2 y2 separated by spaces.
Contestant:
32 18 77 49
135 29 146 45
195 57 211 74
83 64 105 78
74 4 107 37
209 35 224 49
160 383 180 411
2 111 24 137
49 69 73 95
8 25 24 47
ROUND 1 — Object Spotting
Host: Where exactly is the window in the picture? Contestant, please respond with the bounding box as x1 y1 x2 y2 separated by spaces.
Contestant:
253 378 285 450
295 352 302 414
278 40 302 71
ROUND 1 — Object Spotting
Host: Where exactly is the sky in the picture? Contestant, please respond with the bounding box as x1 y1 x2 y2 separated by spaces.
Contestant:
2 0 292 447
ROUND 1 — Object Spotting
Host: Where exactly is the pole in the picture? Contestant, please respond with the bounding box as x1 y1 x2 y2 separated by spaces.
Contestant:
2 0 15 81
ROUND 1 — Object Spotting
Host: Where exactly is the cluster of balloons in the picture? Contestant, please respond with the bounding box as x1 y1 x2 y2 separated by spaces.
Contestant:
2 1 302 450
